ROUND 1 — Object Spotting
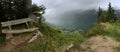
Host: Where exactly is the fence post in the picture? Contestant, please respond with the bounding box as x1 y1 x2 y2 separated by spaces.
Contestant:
26 22 29 28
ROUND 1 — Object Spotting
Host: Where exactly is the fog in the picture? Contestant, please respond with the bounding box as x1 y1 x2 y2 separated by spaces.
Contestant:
32 0 120 30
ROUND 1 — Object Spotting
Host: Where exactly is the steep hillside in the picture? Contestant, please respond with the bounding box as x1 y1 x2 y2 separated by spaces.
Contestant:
86 21 120 41
20 23 86 52
20 20 120 52
66 20 120 52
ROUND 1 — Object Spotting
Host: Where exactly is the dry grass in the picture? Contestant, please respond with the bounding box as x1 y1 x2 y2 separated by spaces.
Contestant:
0 32 33 52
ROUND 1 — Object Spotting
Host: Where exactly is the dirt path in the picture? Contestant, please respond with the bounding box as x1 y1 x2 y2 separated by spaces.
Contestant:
0 30 43 52
80 36 120 52
2 27 39 34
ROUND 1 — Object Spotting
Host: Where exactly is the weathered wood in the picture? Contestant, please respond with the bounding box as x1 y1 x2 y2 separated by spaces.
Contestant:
26 22 29 28
8 25 12 30
28 30 43 43
6 33 13 40
1 18 34 27
2 27 39 34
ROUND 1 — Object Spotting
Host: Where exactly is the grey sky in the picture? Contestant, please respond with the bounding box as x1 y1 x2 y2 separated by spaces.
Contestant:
32 0 120 24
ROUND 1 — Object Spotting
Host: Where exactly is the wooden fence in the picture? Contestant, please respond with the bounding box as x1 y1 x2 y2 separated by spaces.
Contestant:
1 18 35 27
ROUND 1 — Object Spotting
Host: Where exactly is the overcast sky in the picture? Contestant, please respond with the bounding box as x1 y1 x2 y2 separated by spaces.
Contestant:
32 0 120 23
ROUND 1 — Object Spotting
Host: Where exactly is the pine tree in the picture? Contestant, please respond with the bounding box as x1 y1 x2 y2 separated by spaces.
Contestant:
107 2 116 22
0 0 6 44
98 7 103 23
0 0 2 35
97 2 117 23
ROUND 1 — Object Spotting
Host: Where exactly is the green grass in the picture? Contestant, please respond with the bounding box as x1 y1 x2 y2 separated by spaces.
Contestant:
85 21 120 41
84 21 120 52
20 23 86 52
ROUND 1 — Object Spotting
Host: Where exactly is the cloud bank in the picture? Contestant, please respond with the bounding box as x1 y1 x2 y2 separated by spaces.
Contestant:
32 0 120 25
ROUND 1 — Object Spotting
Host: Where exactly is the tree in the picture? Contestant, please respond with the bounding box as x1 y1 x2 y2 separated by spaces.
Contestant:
98 7 103 23
107 2 117 22
30 4 46 24
100 12 108 22
97 2 117 23
0 0 3 35
0 0 6 44
0 0 29 21
0 0 45 44
1 0 45 22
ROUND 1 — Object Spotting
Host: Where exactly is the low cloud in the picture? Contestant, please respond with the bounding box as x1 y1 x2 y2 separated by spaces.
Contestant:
32 0 120 24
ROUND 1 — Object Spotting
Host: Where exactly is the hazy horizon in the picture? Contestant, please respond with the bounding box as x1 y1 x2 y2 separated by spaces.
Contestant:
32 0 120 30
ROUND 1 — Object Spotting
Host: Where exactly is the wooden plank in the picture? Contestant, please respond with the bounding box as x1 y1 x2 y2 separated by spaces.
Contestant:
8 25 12 30
1 18 35 27
2 27 39 34
26 22 29 28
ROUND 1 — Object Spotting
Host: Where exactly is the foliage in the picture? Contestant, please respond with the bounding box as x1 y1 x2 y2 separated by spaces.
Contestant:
0 0 28 21
31 4 45 14
30 4 46 23
0 1 2 34
98 3 117 23
85 23 106 37
0 0 45 22
0 0 6 44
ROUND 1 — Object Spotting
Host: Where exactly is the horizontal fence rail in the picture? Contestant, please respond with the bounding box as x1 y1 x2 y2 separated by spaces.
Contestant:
1 18 35 27
2 27 39 34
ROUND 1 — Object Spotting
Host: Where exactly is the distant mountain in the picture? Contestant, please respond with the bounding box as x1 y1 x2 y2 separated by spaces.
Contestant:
47 9 120 31
49 9 97 30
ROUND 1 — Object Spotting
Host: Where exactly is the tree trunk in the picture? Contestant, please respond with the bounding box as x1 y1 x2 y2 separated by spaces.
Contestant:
26 0 32 9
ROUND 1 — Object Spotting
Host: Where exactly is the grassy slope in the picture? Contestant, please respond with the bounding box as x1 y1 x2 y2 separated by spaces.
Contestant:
20 23 86 52
86 21 120 41
85 21 120 52
20 20 120 52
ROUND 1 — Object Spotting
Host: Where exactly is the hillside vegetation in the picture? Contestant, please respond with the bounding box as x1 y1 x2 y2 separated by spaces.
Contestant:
86 20 120 41
20 23 86 52
20 20 120 52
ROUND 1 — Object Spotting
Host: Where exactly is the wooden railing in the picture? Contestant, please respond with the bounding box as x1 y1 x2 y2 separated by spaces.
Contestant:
2 27 39 34
1 18 35 27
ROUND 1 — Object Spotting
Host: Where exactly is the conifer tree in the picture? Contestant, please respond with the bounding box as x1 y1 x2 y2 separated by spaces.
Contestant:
0 0 6 44
98 7 103 23
107 2 116 22
97 2 117 23
0 0 2 35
